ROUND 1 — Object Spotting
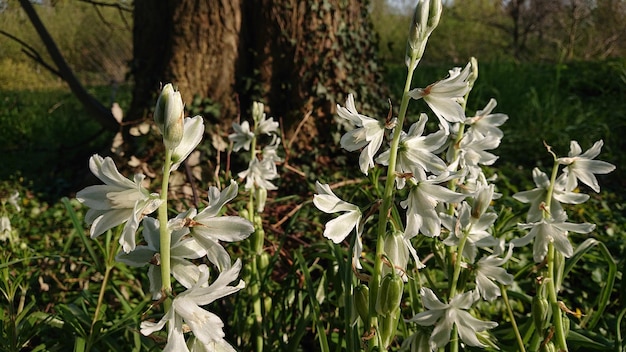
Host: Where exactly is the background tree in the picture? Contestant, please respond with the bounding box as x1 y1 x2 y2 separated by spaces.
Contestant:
130 0 388 147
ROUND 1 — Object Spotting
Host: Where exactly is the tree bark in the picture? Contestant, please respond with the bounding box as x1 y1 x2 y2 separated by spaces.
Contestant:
129 0 388 148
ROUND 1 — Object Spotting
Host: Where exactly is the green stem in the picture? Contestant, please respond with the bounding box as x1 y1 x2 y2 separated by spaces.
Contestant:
368 54 419 351
546 244 568 351
542 159 568 350
501 284 526 352
448 232 469 299
89 228 119 350
159 148 173 296
543 160 560 212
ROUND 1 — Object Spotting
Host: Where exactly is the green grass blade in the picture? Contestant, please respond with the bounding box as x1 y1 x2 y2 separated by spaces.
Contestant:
62 197 101 271
295 249 330 352
564 238 617 330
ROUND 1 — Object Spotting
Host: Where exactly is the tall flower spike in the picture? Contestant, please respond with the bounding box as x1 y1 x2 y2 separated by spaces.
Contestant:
557 140 615 193
313 181 364 269
76 154 162 253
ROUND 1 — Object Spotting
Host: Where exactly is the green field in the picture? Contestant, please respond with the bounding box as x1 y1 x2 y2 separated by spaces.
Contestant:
1 60 625 351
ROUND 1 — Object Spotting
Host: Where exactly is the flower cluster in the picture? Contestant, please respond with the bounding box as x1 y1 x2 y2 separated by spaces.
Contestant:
313 1 615 348
229 101 282 212
77 84 254 351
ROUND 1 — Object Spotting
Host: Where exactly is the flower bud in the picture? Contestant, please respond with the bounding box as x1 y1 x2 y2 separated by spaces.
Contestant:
252 101 265 124
154 83 185 150
405 0 442 68
542 341 556 352
354 284 369 322
376 273 404 317
532 294 550 331
379 306 400 348
255 187 268 212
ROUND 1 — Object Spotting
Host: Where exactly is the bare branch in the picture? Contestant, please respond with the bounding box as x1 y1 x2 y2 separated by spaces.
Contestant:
77 0 132 12
18 0 119 132
0 29 62 77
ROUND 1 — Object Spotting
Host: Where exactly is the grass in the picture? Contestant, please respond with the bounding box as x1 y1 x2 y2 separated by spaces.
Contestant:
1 60 625 351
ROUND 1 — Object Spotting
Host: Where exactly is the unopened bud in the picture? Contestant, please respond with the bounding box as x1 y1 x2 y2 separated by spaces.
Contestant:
468 57 479 90
154 83 185 150
406 0 442 68
354 284 369 322
255 187 268 212
376 273 404 317
252 101 265 124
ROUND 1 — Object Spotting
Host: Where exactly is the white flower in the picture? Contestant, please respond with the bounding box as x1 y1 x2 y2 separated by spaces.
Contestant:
513 216 595 262
140 260 244 352
0 216 12 241
171 116 205 171
115 217 206 300
238 157 279 191
7 190 21 212
408 288 497 350
465 98 508 140
401 173 465 238
262 135 283 164
337 94 386 175
448 132 500 181
173 180 254 271
154 83 185 150
189 336 237 352
513 167 589 222
557 140 615 193
76 154 162 253
474 244 514 301
313 181 364 269
441 202 498 263
229 121 254 152
376 114 447 188
252 101 279 136
408 63 471 133
257 115 279 136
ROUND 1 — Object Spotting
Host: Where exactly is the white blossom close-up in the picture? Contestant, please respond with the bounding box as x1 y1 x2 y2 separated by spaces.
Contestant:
115 217 206 300
513 215 596 262
408 288 498 350
337 94 386 175
401 173 465 238
407 62 472 133
557 140 615 193
376 113 448 188
313 181 364 268
171 115 205 171
229 120 255 152
171 180 254 271
140 260 245 352
513 167 589 222
76 154 162 253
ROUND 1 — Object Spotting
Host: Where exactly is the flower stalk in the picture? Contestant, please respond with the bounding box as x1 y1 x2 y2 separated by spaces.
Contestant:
158 148 173 297
368 52 419 351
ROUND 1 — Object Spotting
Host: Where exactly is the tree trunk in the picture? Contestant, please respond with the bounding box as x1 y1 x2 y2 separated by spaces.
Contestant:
129 0 387 150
